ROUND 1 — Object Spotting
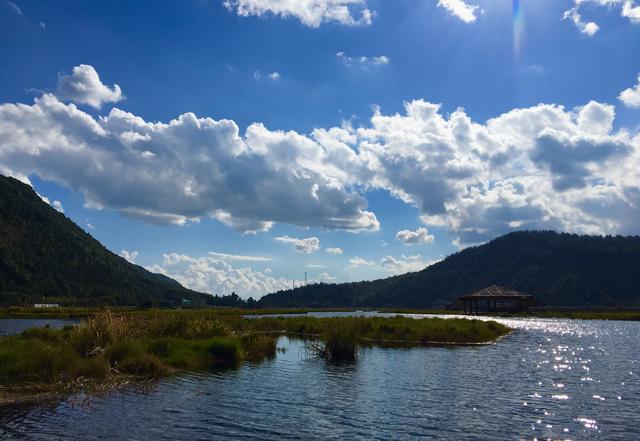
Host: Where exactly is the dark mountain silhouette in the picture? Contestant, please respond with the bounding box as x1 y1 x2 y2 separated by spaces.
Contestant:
258 231 640 308
0 174 216 307
2 174 639 309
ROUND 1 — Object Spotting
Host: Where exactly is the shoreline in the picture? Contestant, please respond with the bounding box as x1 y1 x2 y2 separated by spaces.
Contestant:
2 306 639 321
0 311 510 406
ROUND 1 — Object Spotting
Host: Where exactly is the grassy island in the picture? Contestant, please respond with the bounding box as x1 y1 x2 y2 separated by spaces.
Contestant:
0 310 510 404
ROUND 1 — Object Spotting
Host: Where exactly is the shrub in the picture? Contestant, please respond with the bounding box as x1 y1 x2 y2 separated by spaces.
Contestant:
240 334 277 361
20 325 63 342
118 354 167 377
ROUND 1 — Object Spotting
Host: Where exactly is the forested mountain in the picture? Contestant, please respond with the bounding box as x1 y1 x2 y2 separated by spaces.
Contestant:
0 175 213 306
3 174 639 309
258 231 640 308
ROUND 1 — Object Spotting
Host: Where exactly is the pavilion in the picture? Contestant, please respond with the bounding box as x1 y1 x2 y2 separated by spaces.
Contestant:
460 285 543 314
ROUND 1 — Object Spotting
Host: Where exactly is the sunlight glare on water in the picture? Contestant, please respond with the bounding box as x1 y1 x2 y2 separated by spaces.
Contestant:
0 315 638 440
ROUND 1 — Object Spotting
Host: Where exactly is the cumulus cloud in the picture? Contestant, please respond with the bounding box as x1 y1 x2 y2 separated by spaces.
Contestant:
564 0 640 35
337 52 389 69
0 71 379 234
317 271 337 282
348 256 373 266
325 247 343 254
563 7 599 36
395 227 435 245
120 249 139 263
37 193 64 213
56 64 123 109
380 254 438 275
619 75 640 108
354 99 640 244
622 1 640 22
52 200 64 213
274 235 321 253
147 253 290 299
2 65 640 246
437 0 480 23
223 0 373 27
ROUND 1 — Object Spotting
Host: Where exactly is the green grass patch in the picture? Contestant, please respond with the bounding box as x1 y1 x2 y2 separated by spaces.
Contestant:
0 309 508 400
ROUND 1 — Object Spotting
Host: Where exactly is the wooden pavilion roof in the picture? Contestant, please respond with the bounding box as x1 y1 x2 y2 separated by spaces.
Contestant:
460 285 532 299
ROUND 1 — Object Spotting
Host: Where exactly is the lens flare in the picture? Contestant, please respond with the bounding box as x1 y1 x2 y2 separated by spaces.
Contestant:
513 0 523 60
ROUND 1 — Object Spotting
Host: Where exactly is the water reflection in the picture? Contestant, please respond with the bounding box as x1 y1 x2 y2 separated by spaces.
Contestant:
0 317 638 440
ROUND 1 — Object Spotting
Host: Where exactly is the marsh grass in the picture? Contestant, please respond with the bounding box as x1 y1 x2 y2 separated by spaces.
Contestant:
307 320 361 363
243 316 510 345
0 310 509 400
245 315 510 362
0 310 275 396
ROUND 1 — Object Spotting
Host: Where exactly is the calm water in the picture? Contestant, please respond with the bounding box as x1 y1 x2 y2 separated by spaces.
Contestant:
0 319 78 336
1 316 638 440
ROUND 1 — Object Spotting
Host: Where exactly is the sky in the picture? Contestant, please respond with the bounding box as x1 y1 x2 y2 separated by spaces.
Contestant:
1 0 640 299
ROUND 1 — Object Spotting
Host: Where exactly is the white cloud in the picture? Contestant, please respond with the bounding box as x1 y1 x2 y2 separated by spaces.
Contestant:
255 71 281 81
56 64 123 109
306 264 326 268
564 0 640 35
437 0 480 23
622 0 640 22
619 74 640 108
274 235 321 253
2 66 640 246
317 271 337 282
380 254 438 275
563 7 599 36
223 0 373 27
325 247 343 254
6 1 21 15
208 252 272 261
52 200 64 213
348 256 373 266
120 249 139 263
38 193 64 213
86 222 95 230
147 253 290 299
337 52 389 69
0 73 379 234
354 99 640 244
395 227 435 245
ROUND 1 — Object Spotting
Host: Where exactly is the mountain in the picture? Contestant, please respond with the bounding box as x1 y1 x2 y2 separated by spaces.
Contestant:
258 231 640 308
0 174 213 307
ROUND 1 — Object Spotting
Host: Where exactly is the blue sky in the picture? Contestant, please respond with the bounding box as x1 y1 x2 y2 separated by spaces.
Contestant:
2 0 640 298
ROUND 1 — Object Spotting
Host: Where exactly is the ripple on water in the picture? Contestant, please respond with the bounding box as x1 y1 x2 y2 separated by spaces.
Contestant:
1 317 639 440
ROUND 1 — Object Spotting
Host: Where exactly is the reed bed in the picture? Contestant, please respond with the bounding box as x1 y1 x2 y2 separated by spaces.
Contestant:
0 310 510 397
0 310 276 393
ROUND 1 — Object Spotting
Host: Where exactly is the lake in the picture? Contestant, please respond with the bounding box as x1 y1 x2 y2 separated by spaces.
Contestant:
0 318 79 337
0 315 638 440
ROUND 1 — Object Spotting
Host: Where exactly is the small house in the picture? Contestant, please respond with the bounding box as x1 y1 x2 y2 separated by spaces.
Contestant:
459 285 543 314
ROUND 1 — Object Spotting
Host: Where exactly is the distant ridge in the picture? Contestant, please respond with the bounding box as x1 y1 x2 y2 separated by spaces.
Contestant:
0 174 211 307
258 231 640 308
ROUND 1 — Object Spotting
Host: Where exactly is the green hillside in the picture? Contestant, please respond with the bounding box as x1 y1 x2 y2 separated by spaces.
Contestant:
0 175 210 307
258 231 640 308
